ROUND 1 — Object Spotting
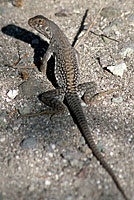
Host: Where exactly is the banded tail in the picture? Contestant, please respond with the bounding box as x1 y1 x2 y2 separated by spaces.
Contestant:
65 92 129 200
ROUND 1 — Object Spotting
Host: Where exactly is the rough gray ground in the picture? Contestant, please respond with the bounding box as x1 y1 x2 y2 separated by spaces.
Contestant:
0 0 134 200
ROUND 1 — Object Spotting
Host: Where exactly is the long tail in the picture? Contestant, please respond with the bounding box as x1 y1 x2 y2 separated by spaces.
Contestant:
65 92 129 200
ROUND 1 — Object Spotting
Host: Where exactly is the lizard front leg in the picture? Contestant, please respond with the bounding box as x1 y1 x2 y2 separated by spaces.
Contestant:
40 44 53 75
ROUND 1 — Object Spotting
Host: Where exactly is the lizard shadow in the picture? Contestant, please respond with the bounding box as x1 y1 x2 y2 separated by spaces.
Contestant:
1 24 57 88
1 9 89 89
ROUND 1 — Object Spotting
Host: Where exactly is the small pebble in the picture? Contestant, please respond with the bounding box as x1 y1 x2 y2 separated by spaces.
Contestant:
28 184 35 192
0 112 8 129
0 136 6 143
45 179 51 186
128 14 134 21
107 63 127 77
20 137 37 149
101 7 121 18
112 95 123 104
0 7 6 15
19 104 31 115
7 89 19 99
65 194 73 200
102 19 121 34
96 142 105 153
19 79 38 97
61 150 83 167
120 46 134 58
55 9 70 17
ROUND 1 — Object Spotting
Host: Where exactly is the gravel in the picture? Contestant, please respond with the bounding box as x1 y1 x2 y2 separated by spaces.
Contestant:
0 1 133 200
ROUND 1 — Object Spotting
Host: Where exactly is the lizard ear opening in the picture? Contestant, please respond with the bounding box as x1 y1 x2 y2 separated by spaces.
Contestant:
44 26 52 39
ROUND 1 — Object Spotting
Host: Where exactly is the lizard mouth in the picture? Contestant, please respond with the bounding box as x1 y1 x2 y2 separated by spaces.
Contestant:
28 18 34 27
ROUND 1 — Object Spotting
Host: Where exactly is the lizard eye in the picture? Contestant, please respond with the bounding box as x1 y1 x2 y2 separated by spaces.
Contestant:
45 27 49 32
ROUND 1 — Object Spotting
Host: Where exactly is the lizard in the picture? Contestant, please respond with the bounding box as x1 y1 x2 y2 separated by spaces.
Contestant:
27 15 129 200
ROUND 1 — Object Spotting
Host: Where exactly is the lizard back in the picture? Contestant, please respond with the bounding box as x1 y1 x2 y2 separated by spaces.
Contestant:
50 23 80 93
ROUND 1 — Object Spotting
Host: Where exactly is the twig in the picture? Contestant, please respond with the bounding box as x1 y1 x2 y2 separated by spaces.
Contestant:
13 64 36 68
13 53 29 66
75 6 103 49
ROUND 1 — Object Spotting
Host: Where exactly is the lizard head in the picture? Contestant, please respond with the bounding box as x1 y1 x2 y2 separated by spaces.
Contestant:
28 15 52 39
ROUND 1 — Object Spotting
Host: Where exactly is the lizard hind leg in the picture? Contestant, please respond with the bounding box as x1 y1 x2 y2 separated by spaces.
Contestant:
78 82 119 105
20 88 66 117
40 88 66 114
77 81 97 102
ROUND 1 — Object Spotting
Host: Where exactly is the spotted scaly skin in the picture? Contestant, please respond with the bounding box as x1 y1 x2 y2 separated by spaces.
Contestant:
28 15 129 200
